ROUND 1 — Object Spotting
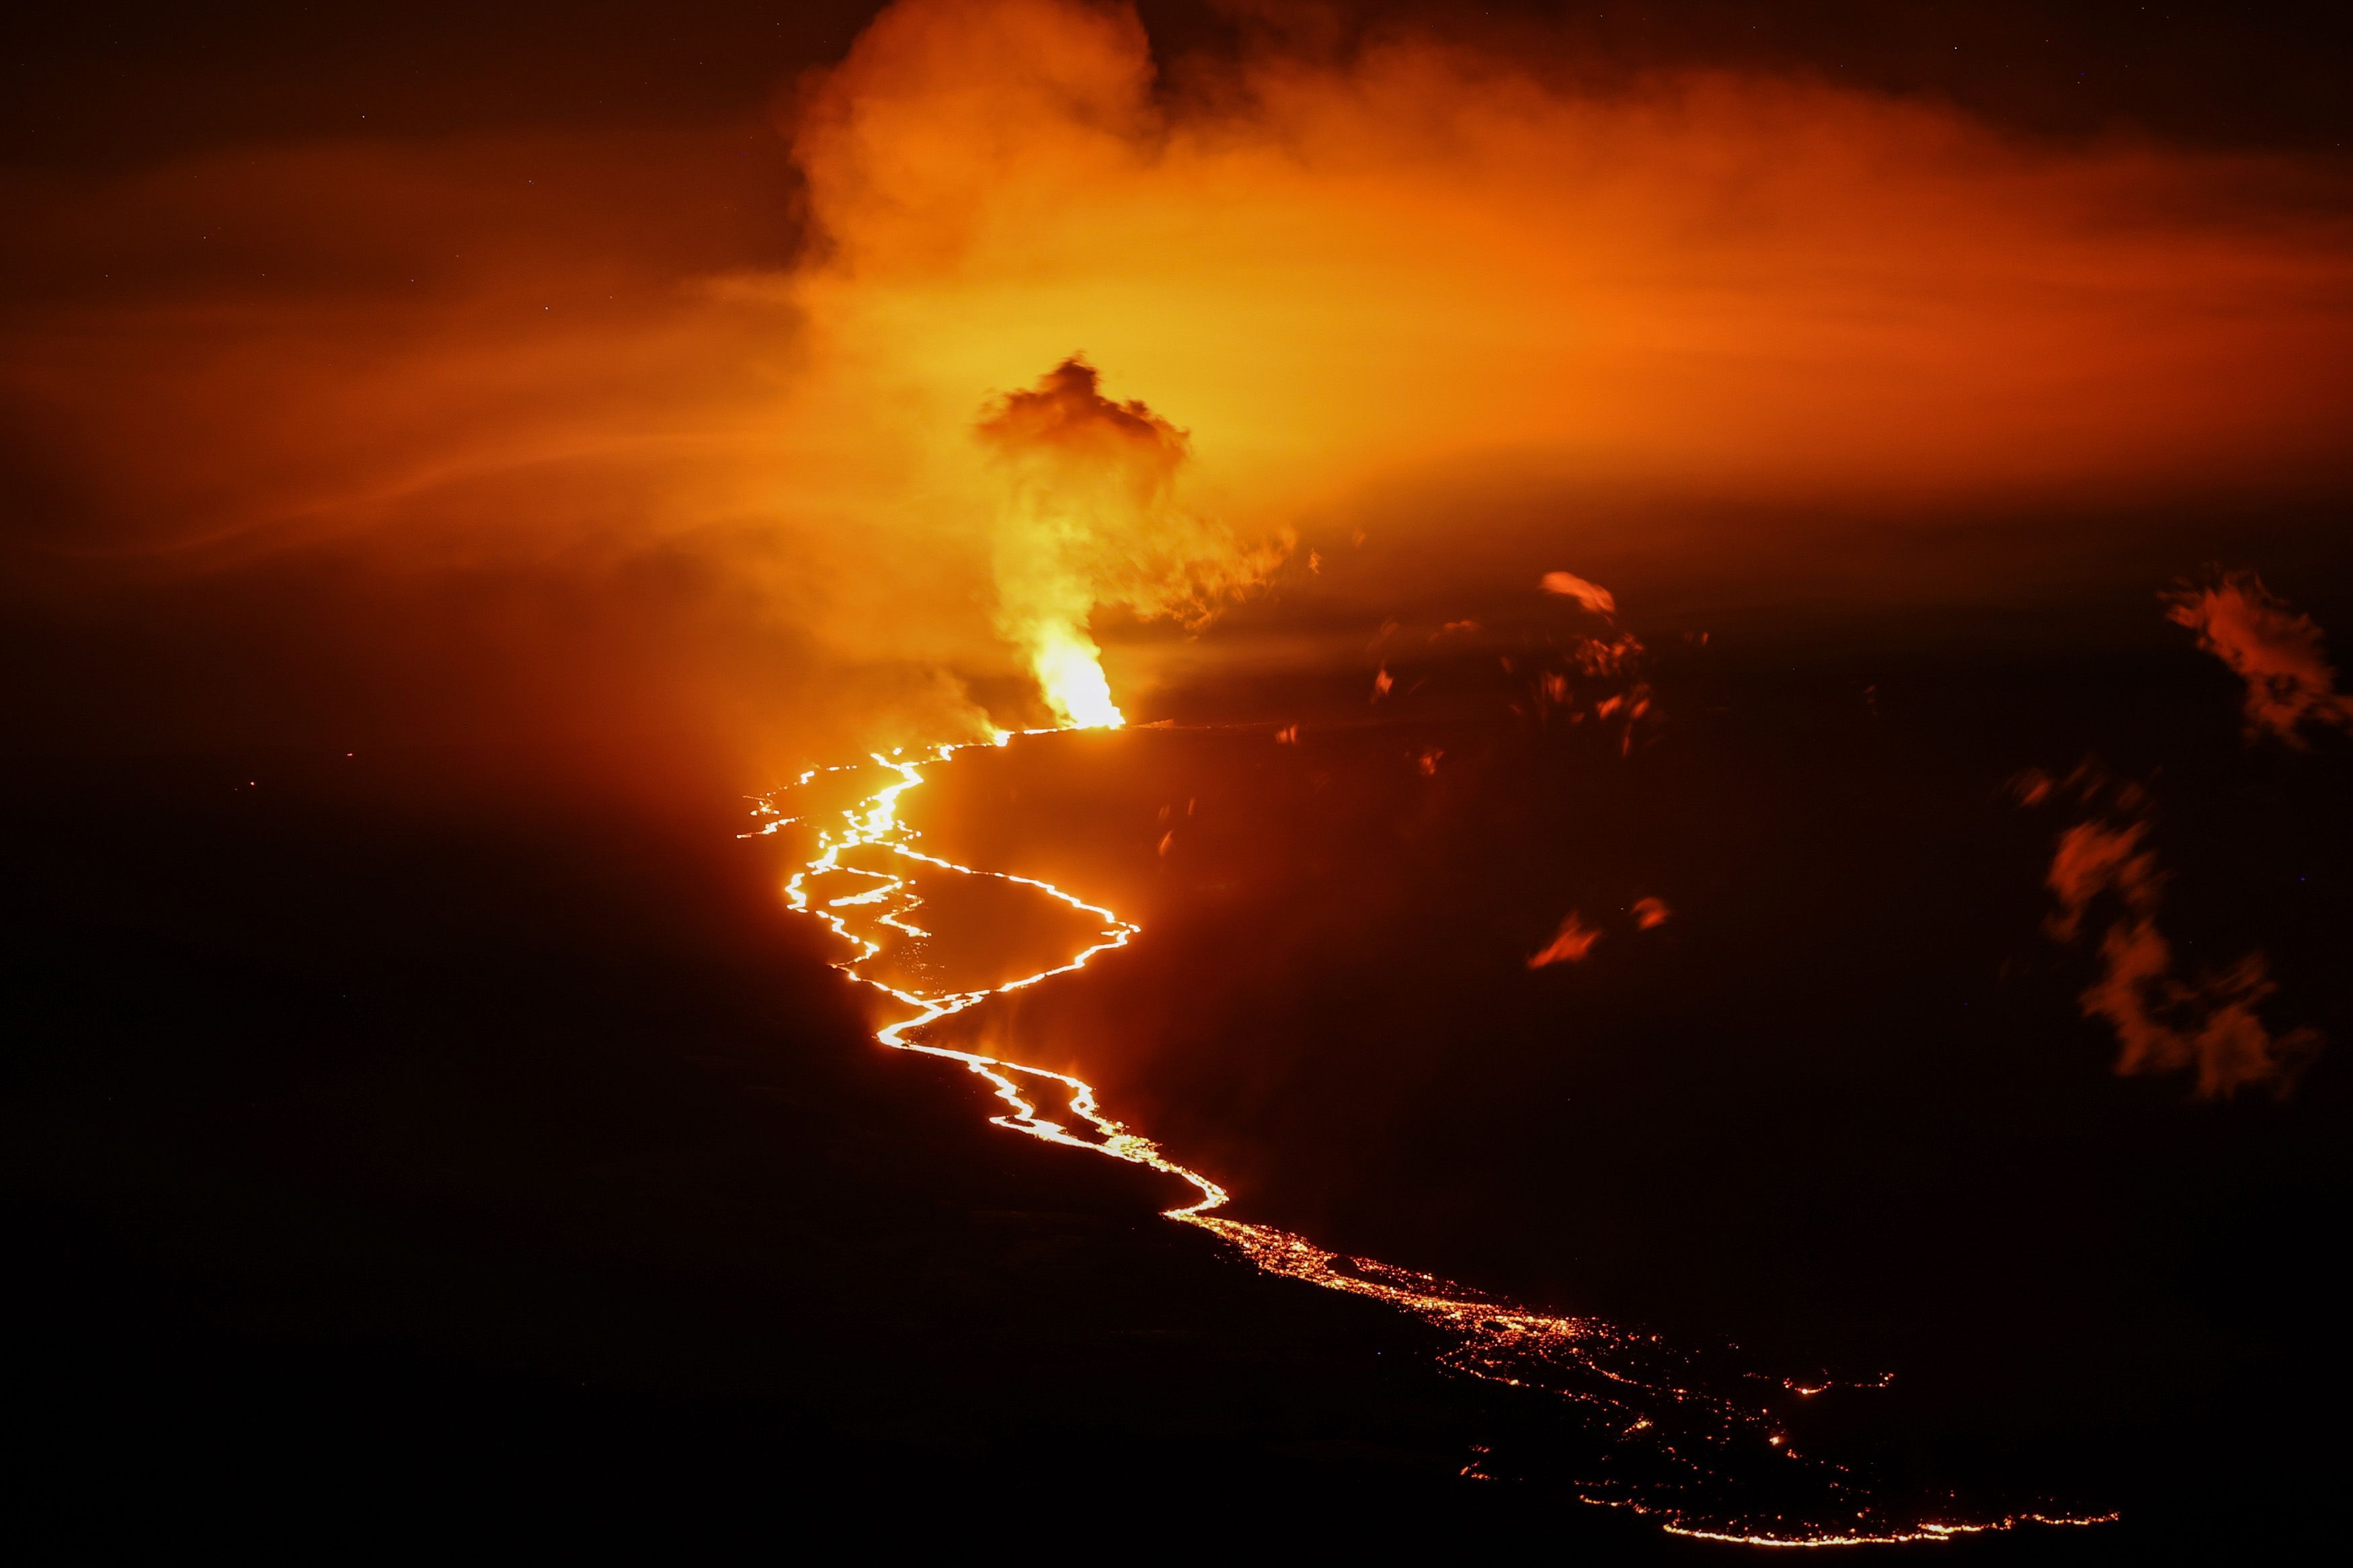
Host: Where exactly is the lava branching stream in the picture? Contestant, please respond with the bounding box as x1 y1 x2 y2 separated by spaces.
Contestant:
752 731 2109 1546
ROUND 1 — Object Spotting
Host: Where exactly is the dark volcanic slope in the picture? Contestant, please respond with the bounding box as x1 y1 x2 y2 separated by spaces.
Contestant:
916 616 2353 1553
0 746 1673 1555
5 603 2347 1556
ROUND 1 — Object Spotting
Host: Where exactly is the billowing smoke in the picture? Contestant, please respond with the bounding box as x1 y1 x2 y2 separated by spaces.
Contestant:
2020 767 2320 1099
2163 567 2353 747
786 0 2353 534
973 358 1288 728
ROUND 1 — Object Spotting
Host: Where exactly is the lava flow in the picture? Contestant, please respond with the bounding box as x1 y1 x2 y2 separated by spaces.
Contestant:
754 728 2109 1546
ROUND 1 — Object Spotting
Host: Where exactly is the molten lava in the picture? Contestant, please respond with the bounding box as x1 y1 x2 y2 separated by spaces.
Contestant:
757 725 2114 1546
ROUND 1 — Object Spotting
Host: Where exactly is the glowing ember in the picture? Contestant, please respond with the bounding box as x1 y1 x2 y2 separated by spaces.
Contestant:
758 727 2113 1546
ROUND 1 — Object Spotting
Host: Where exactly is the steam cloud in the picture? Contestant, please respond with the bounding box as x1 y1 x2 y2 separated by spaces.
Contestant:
2021 767 2319 1098
973 357 1289 728
2163 567 2353 747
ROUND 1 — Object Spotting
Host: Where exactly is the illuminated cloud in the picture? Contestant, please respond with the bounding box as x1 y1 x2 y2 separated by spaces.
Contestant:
1540 571 1618 617
1633 897 1672 930
2162 567 2353 747
975 356 1289 728
1571 634 1644 678
11 0 2353 776
2009 770 2058 809
2044 817 2160 942
1529 911 1601 968
2028 770 2319 1098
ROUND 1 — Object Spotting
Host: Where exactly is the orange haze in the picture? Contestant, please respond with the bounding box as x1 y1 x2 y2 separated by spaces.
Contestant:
9 0 2353 780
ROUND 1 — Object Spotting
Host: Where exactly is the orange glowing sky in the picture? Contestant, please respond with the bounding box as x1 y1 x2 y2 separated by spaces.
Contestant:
7 0 2353 776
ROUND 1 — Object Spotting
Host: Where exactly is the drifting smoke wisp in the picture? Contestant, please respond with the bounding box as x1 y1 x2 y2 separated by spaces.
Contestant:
1529 911 1602 968
2163 567 2353 747
973 357 1289 728
2021 766 2320 1099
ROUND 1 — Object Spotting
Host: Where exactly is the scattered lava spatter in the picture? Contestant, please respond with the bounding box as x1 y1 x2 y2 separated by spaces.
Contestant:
754 731 2110 1547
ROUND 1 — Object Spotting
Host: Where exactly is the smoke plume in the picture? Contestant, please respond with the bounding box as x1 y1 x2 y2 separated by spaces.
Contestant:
973 357 1289 728
2163 567 2353 747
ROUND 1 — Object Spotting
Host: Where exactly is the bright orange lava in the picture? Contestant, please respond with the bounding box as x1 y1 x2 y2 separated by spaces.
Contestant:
756 728 2114 1546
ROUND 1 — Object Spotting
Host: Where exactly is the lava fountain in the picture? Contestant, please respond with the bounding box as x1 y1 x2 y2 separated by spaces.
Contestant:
745 354 2106 1544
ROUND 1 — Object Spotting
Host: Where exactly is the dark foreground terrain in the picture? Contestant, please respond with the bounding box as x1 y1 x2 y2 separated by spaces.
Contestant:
1 745 1669 1556
5 607 2348 1555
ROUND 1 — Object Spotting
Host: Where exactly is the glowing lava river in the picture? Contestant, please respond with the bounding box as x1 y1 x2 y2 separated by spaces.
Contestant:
752 728 2111 1547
